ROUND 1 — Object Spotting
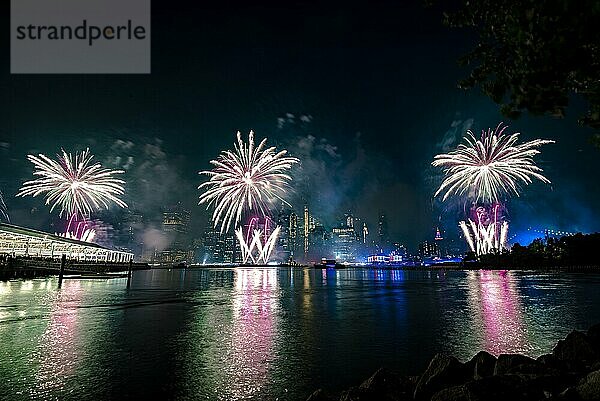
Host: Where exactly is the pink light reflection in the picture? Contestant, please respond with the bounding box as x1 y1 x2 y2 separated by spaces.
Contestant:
470 270 528 355
223 268 278 399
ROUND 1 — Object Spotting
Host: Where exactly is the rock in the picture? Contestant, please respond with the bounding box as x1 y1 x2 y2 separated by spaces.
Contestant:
305 388 335 401
431 385 469 401
469 350 497 379
576 369 600 400
553 330 598 365
588 324 600 345
589 324 600 358
358 368 414 400
538 353 562 368
339 386 402 401
414 354 470 400
432 375 543 401
494 354 540 375
339 387 363 401
516 373 578 398
559 386 580 400
464 375 542 401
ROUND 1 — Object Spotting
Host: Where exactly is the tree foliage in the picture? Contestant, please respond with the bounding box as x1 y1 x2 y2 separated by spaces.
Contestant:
476 233 600 267
438 0 600 134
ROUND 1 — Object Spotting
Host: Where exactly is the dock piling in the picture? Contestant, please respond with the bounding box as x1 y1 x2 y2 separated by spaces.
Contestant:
58 254 66 288
127 259 133 288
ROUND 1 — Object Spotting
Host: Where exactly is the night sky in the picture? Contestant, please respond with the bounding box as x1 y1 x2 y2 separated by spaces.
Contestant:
0 0 598 250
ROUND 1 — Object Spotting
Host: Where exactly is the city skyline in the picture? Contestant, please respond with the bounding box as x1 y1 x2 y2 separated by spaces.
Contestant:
1 1 599 254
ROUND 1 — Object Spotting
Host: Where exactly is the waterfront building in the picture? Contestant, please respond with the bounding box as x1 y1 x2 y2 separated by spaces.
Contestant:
0 222 133 262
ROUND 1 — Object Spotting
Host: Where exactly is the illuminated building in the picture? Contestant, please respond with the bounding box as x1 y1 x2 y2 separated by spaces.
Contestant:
377 213 389 252
0 222 133 262
308 223 329 261
434 227 446 257
304 205 309 258
202 220 224 263
418 240 439 258
366 251 403 265
331 216 360 262
223 233 238 263
345 212 354 229
289 211 299 259
276 208 292 262
157 202 193 263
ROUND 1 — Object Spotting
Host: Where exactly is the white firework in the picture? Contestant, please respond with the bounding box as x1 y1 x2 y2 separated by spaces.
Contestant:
17 148 128 218
199 130 298 233
432 123 554 204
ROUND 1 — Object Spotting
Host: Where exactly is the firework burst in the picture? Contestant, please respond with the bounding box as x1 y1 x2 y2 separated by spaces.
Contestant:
17 148 128 218
199 130 298 233
432 123 554 204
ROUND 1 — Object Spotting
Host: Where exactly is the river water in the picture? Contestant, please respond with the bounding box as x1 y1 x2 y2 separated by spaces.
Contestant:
1 267 599 400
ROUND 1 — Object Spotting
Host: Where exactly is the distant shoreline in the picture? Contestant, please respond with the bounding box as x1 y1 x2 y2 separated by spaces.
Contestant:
3 259 600 281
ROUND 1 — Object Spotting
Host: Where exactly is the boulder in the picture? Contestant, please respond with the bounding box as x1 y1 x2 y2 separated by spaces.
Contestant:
468 351 497 379
431 385 469 401
494 354 540 375
558 386 580 400
516 373 578 397
339 387 364 401
431 375 543 401
358 368 414 401
588 324 600 353
305 389 335 401
413 354 470 400
553 330 598 364
464 375 542 401
576 369 600 400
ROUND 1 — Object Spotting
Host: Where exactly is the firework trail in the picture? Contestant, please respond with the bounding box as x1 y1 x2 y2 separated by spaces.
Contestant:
432 123 554 204
0 191 9 222
199 130 299 233
17 148 128 218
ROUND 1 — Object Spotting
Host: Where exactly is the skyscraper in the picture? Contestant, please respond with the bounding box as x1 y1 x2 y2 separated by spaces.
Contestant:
304 205 309 258
158 202 192 263
202 220 224 263
377 213 389 252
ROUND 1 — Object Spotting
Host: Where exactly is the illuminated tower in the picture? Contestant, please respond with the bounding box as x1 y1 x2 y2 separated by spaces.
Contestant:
434 227 444 257
289 211 298 258
304 205 309 258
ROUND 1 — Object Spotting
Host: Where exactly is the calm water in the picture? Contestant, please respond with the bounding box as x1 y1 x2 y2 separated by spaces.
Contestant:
1 268 600 400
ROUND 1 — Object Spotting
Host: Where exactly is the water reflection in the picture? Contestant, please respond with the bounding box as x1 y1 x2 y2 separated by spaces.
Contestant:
465 270 529 355
225 268 278 399
30 281 82 399
2 269 600 401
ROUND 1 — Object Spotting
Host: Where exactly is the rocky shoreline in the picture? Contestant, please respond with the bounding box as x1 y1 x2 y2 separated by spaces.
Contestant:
306 324 600 401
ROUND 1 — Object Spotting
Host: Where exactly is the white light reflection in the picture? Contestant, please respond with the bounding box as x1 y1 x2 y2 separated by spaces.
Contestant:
28 280 83 399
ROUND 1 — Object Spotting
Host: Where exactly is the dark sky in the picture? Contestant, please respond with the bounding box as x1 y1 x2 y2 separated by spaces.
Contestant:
0 0 598 249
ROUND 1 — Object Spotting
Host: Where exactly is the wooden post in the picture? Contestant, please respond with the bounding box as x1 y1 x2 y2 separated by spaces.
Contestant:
58 254 66 288
127 259 133 288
